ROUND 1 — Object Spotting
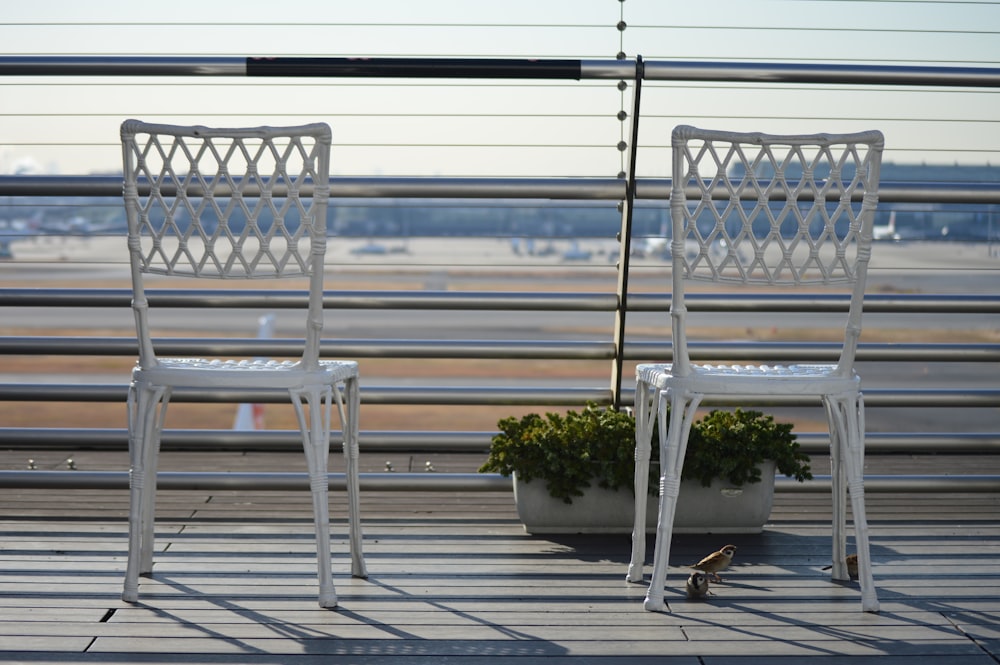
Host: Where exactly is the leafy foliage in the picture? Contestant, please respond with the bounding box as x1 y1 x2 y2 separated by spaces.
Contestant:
479 404 811 503
477 406 640 503
682 408 812 488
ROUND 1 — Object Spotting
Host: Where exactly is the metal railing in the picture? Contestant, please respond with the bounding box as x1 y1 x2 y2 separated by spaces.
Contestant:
1 57 998 495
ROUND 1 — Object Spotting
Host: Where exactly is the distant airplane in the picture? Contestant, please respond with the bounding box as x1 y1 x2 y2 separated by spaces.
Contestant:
873 211 900 241
561 240 592 261
633 236 668 258
351 240 388 255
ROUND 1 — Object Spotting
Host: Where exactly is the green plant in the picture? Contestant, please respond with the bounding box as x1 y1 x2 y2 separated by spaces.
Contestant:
479 403 811 503
683 408 812 488
477 405 638 503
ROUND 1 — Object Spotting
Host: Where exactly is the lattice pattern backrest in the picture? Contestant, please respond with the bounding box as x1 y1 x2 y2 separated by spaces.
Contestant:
121 121 331 279
671 125 884 286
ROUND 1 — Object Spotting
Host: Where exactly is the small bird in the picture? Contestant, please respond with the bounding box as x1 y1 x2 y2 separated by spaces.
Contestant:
685 571 711 599
823 553 859 580
690 544 737 582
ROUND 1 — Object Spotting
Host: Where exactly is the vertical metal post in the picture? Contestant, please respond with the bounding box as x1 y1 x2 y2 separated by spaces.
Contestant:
610 55 643 410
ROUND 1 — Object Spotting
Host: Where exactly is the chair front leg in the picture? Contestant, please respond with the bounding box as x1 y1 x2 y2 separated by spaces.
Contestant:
644 388 701 612
292 385 337 608
123 381 167 603
841 393 879 613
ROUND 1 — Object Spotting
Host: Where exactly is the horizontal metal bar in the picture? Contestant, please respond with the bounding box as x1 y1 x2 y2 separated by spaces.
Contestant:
2 336 996 362
2 288 998 316
0 56 247 76
625 293 1000 315
0 469 994 493
775 475 1000 493
0 288 618 311
1 175 998 205
642 60 1000 88
247 57 585 80
0 337 617 360
0 56 604 80
331 176 625 199
2 427 996 455
794 432 1000 455
0 175 628 199
3 57 999 88
635 389 1000 409
0 383 615 406
623 341 1000 363
0 470 512 492
0 428 491 452
633 179 1000 205
0 384 997 408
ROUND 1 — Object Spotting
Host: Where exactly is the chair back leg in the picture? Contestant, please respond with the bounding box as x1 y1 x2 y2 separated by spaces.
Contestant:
340 377 368 579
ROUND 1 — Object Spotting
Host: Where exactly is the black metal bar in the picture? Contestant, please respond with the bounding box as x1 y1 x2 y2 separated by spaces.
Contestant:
611 55 643 410
246 57 582 79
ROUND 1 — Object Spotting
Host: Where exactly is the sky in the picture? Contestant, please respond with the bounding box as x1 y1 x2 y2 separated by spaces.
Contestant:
0 0 998 178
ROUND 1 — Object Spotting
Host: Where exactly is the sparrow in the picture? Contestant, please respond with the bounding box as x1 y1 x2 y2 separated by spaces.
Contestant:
823 553 859 580
685 571 711 599
689 544 737 582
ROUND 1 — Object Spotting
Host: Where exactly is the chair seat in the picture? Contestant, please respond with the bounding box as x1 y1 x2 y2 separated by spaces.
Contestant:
134 358 359 389
636 362 859 396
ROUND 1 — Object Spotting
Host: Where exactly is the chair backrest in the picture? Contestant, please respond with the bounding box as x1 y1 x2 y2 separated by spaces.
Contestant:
668 125 884 377
120 120 332 370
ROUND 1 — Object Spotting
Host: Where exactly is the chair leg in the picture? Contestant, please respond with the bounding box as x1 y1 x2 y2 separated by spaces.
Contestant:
824 399 849 581
140 388 168 576
842 394 879 613
627 380 656 584
292 385 338 608
123 382 167 603
338 377 367 579
644 389 702 612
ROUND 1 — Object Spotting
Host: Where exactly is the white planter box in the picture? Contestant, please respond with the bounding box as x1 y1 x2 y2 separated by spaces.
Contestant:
513 461 776 535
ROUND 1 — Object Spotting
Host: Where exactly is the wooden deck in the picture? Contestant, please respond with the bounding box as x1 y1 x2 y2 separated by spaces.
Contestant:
1 450 999 664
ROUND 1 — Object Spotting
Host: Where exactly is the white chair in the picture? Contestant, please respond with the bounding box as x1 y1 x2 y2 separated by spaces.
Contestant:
627 125 884 613
120 120 366 607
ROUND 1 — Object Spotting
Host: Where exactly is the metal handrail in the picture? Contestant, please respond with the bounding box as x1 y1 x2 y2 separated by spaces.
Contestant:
2 427 996 455
0 469 995 494
0 383 997 408
3 175 1000 204
2 56 999 87
1 336 998 362
1 289 999 313
1 56 997 496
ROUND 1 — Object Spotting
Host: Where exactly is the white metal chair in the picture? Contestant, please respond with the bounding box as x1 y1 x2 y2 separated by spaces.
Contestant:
627 125 884 613
120 120 366 607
